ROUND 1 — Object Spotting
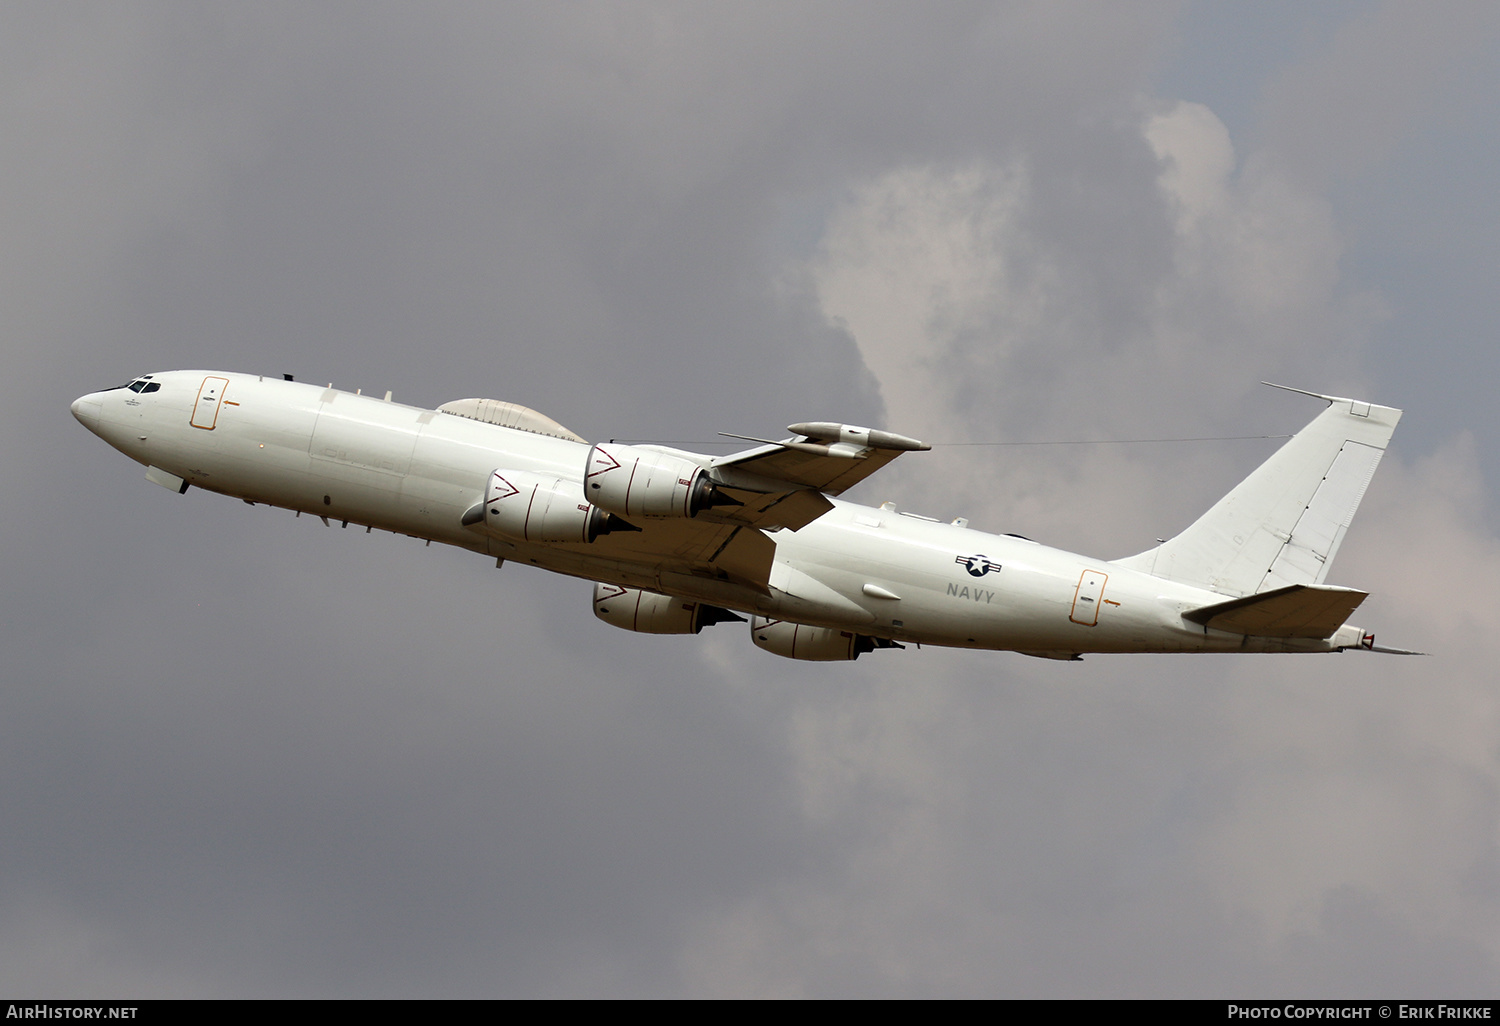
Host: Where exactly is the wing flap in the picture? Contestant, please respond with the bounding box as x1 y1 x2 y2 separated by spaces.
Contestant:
716 485 836 531
1183 584 1368 639
701 525 776 587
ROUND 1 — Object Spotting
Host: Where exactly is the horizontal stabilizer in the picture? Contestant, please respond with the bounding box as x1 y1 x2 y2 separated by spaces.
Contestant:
1183 583 1368 639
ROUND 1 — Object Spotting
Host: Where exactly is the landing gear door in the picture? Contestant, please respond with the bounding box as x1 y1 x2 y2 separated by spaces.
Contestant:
191 376 230 430
1070 570 1108 626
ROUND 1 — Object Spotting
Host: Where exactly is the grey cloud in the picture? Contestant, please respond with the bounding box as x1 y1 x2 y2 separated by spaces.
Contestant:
1256 1 1500 189
3 0 1497 997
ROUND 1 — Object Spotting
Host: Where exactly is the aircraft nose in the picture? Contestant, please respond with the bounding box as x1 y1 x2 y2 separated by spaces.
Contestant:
71 393 102 431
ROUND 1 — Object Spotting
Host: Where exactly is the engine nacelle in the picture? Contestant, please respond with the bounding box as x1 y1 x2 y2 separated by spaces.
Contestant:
593 583 744 634
749 616 902 661
472 469 625 544
585 444 737 519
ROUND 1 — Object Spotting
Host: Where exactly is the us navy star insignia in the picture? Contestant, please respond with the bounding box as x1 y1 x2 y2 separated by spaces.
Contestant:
956 554 1001 577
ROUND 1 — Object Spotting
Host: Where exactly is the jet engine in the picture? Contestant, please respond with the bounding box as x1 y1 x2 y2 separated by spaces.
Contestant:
749 616 903 661
592 583 744 634
585 444 739 519
464 469 635 544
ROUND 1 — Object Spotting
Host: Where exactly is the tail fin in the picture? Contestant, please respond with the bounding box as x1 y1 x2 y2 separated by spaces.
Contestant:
1113 387 1401 597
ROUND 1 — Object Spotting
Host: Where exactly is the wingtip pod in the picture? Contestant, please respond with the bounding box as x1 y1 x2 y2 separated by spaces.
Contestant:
709 421 930 513
787 423 931 452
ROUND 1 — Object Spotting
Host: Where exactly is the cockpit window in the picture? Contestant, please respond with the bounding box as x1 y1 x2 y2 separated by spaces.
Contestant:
143 382 160 392
128 381 146 392
125 377 160 393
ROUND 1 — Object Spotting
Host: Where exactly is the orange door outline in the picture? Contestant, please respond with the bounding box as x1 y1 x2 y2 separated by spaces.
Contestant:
191 376 229 430
1070 570 1109 626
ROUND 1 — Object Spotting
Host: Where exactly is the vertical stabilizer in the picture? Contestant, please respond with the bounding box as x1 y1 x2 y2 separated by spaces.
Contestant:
1113 391 1401 596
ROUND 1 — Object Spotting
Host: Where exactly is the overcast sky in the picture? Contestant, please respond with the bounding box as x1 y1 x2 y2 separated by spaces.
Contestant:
5 1 1500 997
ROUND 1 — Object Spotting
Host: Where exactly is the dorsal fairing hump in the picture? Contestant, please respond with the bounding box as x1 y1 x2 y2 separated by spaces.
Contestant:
437 398 587 443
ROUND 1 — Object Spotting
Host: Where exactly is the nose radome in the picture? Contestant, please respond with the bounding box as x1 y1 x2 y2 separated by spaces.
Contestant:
71 394 101 430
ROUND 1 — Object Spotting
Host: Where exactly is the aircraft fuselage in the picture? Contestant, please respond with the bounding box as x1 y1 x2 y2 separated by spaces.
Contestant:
72 370 1371 658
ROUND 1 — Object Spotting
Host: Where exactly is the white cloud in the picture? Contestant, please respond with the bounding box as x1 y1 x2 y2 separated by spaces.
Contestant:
807 161 1040 444
678 92 1500 996
799 100 1382 557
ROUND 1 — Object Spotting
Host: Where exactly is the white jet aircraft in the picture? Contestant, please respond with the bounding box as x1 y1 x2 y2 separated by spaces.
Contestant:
72 371 1411 660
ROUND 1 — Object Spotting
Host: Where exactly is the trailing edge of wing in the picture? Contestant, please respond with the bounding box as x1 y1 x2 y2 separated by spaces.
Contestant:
722 486 836 532
1183 583 1368 639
